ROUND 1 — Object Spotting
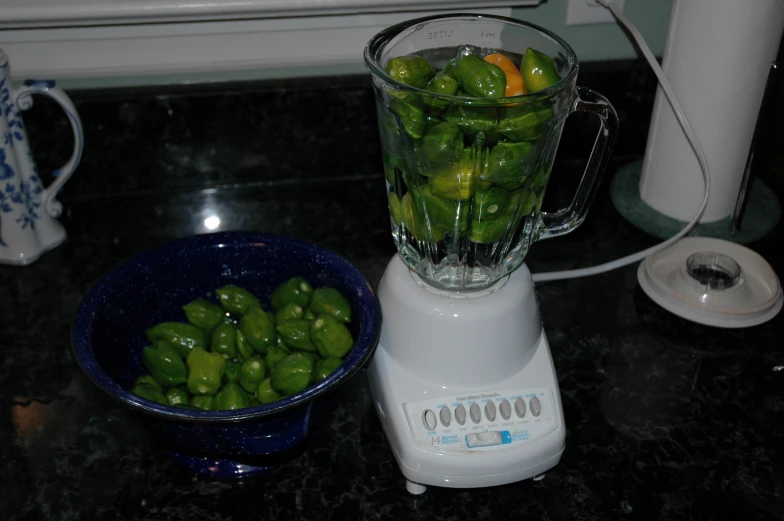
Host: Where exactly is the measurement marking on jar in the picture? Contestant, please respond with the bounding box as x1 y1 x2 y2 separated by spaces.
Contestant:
428 30 453 39
481 31 496 39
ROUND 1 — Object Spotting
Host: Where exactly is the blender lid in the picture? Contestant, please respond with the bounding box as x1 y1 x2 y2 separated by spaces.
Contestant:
637 237 783 328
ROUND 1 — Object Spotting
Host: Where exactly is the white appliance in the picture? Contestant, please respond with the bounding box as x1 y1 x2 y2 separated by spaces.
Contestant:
367 255 565 495
639 0 784 224
363 11 618 495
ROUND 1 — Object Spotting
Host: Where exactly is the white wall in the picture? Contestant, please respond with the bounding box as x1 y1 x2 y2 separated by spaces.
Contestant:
0 0 672 89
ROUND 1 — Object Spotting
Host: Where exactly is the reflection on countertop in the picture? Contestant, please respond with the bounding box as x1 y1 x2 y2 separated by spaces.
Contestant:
1 66 783 521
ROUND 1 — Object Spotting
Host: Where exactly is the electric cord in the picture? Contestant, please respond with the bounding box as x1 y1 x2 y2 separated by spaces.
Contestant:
531 0 711 283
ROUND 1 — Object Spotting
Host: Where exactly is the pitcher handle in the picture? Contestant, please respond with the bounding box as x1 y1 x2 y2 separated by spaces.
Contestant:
13 80 84 218
538 86 618 240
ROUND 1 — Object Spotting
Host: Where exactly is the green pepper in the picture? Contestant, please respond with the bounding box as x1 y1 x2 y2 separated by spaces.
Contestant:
497 104 553 142
275 302 304 324
421 122 463 167
507 187 540 217
165 387 190 407
311 315 354 359
215 284 262 316
215 382 249 411
309 287 352 324
386 55 435 89
182 298 226 332
531 164 551 191
142 341 187 388
303 308 316 321
416 184 468 233
276 319 318 352
315 357 344 382
131 382 168 405
277 335 291 350
224 358 241 384
469 218 512 244
388 192 404 226
270 353 315 397
210 320 237 359
428 166 476 202
186 347 226 395
520 48 561 93
189 394 215 411
235 329 254 362
400 192 421 239
383 150 398 185
145 322 207 359
270 276 314 312
390 95 426 139
401 192 445 242
423 73 459 112
483 141 535 189
469 186 538 244
256 378 283 405
444 104 498 135
239 356 268 394
402 192 432 242
133 374 164 392
443 58 458 75
472 186 512 222
451 55 506 98
239 307 277 354
265 345 290 372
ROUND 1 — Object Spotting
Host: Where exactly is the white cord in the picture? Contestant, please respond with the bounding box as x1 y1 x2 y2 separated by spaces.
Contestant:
531 0 711 283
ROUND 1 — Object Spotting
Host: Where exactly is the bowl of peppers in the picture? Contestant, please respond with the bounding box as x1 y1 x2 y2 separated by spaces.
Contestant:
71 231 381 478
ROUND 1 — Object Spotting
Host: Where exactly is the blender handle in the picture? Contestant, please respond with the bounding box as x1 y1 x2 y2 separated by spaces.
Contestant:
538 86 619 239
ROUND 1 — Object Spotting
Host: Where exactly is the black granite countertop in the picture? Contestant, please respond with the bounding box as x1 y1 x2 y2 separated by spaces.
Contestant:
2 63 783 521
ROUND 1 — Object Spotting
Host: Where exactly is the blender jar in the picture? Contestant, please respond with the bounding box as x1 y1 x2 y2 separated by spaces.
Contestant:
365 14 618 291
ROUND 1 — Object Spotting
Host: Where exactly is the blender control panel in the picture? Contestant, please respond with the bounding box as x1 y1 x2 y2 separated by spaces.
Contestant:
403 388 557 452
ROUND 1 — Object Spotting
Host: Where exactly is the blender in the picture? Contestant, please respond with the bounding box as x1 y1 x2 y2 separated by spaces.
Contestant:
364 14 618 494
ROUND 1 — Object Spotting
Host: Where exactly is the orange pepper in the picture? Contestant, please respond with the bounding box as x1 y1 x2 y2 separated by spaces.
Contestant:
484 53 526 96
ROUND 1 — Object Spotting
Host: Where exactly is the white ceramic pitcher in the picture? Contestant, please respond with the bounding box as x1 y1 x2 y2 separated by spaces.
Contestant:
0 49 83 265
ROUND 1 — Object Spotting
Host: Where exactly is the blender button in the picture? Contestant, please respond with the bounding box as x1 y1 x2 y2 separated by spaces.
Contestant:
530 396 541 417
455 404 466 425
514 397 526 418
484 401 496 422
423 410 437 430
469 403 481 424
499 399 511 420
439 407 451 427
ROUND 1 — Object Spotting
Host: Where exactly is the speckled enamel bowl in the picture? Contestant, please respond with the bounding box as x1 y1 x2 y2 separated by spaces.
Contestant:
71 232 381 478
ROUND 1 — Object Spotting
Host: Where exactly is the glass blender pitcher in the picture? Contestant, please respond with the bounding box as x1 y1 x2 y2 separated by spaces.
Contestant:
364 14 618 494
366 14 618 291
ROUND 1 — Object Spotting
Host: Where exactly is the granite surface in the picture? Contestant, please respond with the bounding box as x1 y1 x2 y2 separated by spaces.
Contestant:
2 63 783 521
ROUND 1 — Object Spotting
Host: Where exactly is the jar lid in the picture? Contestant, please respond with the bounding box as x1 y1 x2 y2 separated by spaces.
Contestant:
637 237 782 328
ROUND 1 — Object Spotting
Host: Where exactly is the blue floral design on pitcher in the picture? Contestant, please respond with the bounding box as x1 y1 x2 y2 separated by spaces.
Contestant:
0 180 22 246
0 77 39 247
0 148 14 180
1 78 25 146
16 176 42 230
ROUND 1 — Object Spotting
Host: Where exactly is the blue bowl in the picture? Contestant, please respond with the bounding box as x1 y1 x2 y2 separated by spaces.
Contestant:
71 232 381 478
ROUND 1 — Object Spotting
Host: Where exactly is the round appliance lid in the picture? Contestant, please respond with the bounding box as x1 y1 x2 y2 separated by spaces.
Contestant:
637 237 783 328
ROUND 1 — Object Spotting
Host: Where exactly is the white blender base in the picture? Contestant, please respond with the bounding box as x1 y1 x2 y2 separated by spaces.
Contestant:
368 332 565 492
367 255 566 493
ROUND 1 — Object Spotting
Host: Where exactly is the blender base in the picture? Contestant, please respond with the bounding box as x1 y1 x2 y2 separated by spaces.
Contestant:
367 255 566 493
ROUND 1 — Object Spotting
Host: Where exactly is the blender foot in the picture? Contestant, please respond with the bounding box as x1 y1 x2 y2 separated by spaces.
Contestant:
533 473 546 481
406 480 427 495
